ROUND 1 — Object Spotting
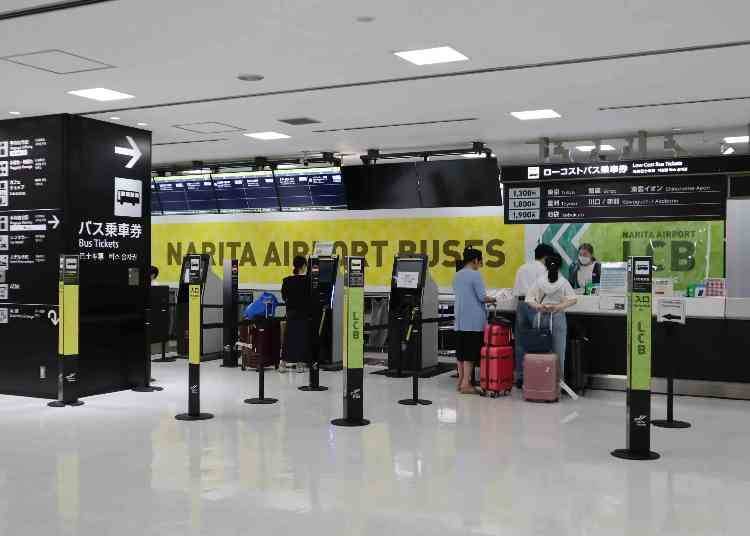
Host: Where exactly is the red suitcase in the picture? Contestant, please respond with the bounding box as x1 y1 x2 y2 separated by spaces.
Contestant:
523 353 559 402
480 346 513 397
483 323 512 347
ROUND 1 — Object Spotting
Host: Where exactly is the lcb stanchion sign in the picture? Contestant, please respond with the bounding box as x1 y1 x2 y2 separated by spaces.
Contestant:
612 256 659 461
332 256 369 427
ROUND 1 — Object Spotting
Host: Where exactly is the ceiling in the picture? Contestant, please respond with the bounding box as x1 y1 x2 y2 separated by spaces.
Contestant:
2 0 750 166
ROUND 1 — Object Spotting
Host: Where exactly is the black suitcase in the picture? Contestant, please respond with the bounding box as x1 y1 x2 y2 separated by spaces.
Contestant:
565 337 588 394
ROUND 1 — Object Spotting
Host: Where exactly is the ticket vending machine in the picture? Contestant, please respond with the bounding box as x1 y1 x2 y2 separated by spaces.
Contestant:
176 254 223 360
308 242 343 372
387 254 439 375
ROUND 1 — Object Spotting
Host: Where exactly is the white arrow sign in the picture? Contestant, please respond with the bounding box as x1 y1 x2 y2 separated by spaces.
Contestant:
48 214 60 230
114 136 142 169
48 310 59 326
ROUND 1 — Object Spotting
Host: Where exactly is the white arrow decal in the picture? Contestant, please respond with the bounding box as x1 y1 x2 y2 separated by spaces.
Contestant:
48 214 60 230
48 310 59 326
114 136 142 169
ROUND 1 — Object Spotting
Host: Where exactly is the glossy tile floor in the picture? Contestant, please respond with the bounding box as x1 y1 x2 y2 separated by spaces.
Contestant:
1 363 749 536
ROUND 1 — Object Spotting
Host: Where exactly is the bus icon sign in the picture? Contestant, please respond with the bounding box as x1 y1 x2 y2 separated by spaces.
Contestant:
117 189 141 206
113 177 142 218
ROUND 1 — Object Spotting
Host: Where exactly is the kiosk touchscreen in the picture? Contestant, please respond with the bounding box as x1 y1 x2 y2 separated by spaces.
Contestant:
308 241 343 370
176 254 223 359
387 254 438 374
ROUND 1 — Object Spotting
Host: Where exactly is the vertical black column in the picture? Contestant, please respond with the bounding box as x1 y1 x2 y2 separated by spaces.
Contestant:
221 259 239 367
176 254 213 421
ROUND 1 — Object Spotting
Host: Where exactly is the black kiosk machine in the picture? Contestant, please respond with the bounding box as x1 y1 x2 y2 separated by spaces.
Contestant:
175 254 223 360
301 242 341 391
387 254 439 379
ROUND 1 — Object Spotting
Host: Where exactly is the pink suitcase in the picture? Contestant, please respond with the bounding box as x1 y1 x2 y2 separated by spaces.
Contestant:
523 353 559 402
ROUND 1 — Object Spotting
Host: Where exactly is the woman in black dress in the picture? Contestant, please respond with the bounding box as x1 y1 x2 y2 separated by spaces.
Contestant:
281 256 312 373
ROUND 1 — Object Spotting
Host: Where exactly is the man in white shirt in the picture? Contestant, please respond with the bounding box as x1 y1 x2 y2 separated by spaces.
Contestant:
512 243 554 387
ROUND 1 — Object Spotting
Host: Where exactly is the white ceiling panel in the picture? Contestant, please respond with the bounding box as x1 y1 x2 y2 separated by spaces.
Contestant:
1 0 750 165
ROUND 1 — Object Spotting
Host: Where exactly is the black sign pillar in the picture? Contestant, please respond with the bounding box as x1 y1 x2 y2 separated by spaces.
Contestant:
221 259 239 367
48 255 83 407
176 255 214 421
613 257 659 460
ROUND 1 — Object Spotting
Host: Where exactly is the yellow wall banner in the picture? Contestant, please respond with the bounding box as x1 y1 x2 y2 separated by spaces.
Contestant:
151 208 524 289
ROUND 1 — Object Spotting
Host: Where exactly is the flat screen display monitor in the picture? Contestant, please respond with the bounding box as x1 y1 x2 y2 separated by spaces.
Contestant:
417 158 500 207
275 167 347 211
395 259 424 289
213 176 249 211
318 259 337 283
184 178 217 212
154 178 190 213
150 179 162 214
343 163 419 210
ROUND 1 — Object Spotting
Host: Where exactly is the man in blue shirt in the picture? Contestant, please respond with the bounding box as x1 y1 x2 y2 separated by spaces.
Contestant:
453 248 496 394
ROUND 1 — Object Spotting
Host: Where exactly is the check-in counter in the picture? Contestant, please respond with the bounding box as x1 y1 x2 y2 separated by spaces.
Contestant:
491 294 750 399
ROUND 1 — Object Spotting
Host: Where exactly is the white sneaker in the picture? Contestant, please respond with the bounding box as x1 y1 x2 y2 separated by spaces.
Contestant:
278 361 288 373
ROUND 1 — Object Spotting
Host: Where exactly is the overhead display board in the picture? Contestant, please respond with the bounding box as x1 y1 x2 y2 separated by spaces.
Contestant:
151 167 345 214
501 155 738 224
502 155 750 182
275 167 346 211
505 176 726 224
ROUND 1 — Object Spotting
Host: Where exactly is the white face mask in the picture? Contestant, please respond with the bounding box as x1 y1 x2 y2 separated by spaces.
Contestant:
578 255 592 266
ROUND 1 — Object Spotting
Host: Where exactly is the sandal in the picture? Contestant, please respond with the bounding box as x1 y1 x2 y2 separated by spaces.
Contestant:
459 387 478 395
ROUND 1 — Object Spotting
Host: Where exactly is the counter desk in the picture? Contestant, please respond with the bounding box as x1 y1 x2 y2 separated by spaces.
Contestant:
491 295 750 400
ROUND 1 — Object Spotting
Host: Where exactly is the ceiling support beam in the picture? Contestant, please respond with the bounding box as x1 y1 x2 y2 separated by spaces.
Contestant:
637 130 648 157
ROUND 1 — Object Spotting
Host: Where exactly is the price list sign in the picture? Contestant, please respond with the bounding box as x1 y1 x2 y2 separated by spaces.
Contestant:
505 176 725 224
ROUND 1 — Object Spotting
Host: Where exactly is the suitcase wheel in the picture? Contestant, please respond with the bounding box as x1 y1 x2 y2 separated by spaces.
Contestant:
504 389 511 396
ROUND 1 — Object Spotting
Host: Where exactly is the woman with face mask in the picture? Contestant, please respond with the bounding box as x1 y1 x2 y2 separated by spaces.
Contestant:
567 243 601 291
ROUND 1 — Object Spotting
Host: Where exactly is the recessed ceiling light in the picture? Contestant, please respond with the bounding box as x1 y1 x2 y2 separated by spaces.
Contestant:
576 144 616 152
394 46 468 66
724 136 749 144
8 111 21 115
109 116 120 121
243 131 291 140
137 122 148 126
510 109 562 120
463 153 486 159
67 88 135 102
237 73 265 82
277 163 300 169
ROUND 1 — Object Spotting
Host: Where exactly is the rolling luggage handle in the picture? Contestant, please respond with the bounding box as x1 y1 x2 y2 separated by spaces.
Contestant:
531 308 579 401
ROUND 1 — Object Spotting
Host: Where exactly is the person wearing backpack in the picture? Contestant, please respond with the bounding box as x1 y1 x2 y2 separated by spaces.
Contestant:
525 253 577 375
